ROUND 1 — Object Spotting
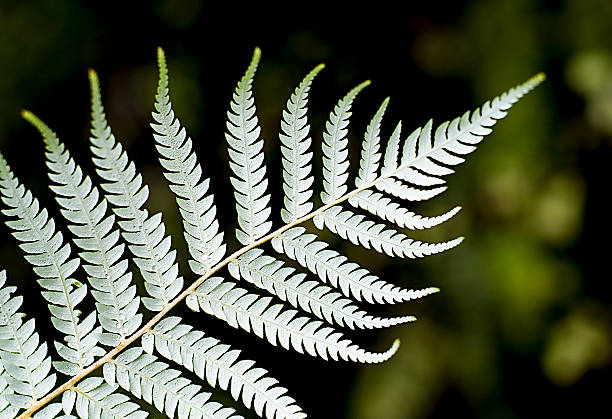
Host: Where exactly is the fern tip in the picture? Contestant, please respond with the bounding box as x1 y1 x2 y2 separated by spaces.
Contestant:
157 46 167 72
21 110 53 137
88 69 101 102
390 338 400 355
87 68 97 80
534 72 546 82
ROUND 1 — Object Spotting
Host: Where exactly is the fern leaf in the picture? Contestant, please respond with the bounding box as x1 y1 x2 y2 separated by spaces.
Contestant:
0 151 103 375
27 111 142 346
355 97 389 187
187 277 400 363
145 317 305 419
151 48 226 275
320 81 370 204
374 176 447 201
394 73 546 184
393 167 446 186
229 249 415 329
314 206 463 258
279 64 324 223
88 70 183 311
62 377 146 419
103 347 241 419
272 227 439 304
0 270 56 411
225 48 272 245
349 190 461 230
381 121 402 174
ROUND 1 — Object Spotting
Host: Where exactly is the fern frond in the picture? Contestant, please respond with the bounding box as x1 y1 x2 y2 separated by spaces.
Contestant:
393 167 446 186
393 73 546 184
225 48 273 245
355 97 389 187
229 249 415 329
320 81 370 204
272 227 439 304
187 277 400 363
279 64 324 224
348 190 461 230
103 347 241 419
0 270 56 411
0 151 103 376
380 122 446 186
144 317 306 419
374 177 447 201
314 206 463 258
88 70 183 311
0 49 544 419
151 48 226 275
62 377 147 419
27 111 142 346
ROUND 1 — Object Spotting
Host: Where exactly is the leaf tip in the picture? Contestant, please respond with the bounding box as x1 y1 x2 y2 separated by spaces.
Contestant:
534 72 546 82
390 338 400 354
87 68 98 82
20 109 33 120
22 110 56 142
157 46 167 70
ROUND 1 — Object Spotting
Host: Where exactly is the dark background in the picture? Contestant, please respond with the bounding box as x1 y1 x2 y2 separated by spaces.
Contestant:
1 0 611 418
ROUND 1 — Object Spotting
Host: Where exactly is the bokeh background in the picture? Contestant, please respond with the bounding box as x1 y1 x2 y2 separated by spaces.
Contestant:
1 1 611 418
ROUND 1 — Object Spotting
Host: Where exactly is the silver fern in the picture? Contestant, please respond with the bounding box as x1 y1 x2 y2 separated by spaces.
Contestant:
0 47 544 418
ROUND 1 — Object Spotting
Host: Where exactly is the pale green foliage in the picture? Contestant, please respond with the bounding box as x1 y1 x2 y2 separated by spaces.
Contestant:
39 111 142 346
103 347 241 419
143 317 304 419
151 50 226 275
62 377 147 419
279 64 324 224
0 45 543 419
89 70 183 312
0 147 104 376
0 271 55 412
226 49 273 245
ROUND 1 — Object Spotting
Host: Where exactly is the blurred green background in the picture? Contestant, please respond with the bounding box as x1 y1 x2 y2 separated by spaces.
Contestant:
1 1 611 418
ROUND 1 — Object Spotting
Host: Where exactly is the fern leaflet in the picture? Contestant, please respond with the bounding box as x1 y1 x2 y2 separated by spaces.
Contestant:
104 347 241 419
0 149 103 376
151 48 226 275
144 317 305 419
0 271 55 411
225 48 273 245
34 111 142 347
88 70 183 312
